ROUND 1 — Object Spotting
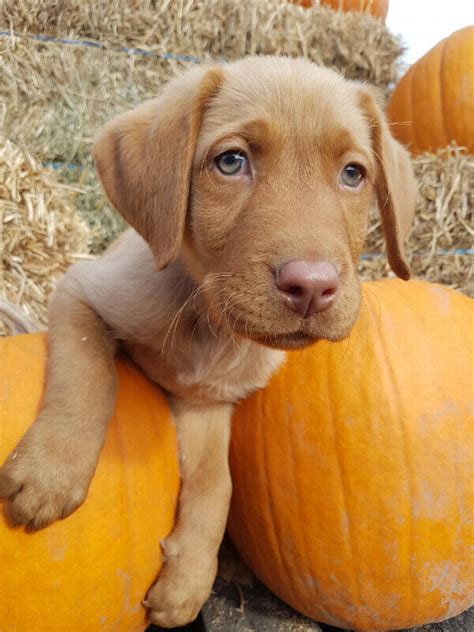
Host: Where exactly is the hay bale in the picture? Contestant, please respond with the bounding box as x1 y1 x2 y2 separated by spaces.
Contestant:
57 163 126 254
0 35 184 162
0 137 92 335
0 0 403 163
360 144 473 296
1 0 402 89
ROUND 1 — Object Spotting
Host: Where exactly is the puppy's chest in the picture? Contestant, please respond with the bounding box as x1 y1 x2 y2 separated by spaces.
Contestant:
126 337 284 404
176 341 285 402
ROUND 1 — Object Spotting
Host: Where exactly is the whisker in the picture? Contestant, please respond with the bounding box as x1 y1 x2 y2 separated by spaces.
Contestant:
161 273 234 352
190 286 229 342
161 272 238 353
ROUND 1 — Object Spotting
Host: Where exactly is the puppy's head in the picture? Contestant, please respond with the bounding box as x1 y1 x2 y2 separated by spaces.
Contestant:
93 57 416 349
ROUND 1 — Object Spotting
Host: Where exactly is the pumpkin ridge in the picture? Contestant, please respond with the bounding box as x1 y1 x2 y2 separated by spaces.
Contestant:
402 65 419 153
286 383 320 612
377 315 416 622
328 371 362 617
115 369 137 615
451 386 471 603
259 388 298 605
405 65 419 153
438 37 452 148
252 394 274 584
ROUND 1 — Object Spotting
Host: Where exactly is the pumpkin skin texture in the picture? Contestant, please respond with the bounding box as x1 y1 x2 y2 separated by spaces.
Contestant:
0 333 179 632
320 0 388 20
387 27 474 154
289 0 314 8
229 280 474 631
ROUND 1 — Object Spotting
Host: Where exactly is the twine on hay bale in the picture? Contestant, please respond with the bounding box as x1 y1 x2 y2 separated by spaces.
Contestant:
0 138 92 335
0 35 185 163
360 144 473 296
0 0 403 164
1 0 402 89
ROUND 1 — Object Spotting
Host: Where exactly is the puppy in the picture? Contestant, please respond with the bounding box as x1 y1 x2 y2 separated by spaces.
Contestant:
0 57 416 627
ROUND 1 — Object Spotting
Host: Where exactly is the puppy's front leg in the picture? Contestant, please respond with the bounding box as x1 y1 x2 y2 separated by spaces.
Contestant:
145 399 233 628
0 273 117 529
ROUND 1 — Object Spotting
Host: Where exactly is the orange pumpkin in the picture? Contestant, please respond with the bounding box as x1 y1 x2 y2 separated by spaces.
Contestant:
289 0 314 8
387 27 474 154
229 279 474 631
322 0 388 20
290 0 389 20
0 333 179 632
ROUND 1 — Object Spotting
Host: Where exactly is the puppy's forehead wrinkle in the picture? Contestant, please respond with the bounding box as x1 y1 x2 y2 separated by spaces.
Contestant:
228 59 352 109
200 61 372 161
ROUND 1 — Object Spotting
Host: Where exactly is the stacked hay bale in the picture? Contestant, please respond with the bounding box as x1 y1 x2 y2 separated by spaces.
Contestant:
0 1 401 164
2 0 401 88
0 138 91 334
0 0 472 336
361 145 473 295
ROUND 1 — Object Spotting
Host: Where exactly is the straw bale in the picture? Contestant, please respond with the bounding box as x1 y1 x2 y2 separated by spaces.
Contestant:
360 145 473 296
1 0 402 89
1 0 403 163
0 35 184 162
0 137 92 335
57 163 126 253
358 254 473 296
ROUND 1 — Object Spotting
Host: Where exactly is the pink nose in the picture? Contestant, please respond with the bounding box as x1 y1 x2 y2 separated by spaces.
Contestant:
275 260 339 318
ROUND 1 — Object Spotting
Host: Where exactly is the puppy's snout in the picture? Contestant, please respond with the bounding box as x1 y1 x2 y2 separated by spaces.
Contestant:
274 260 339 318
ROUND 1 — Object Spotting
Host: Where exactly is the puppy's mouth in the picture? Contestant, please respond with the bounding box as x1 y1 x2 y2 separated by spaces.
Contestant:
252 329 318 350
254 327 355 350
220 304 357 350
227 316 345 350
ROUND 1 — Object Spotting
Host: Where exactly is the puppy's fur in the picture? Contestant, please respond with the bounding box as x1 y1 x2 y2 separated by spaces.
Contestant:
0 57 416 627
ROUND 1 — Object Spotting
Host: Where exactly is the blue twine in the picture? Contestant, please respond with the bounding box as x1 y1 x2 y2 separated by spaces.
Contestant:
45 161 82 171
360 249 473 258
0 30 202 63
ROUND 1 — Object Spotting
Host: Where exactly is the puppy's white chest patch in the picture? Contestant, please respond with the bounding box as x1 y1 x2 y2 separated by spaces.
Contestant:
177 339 285 403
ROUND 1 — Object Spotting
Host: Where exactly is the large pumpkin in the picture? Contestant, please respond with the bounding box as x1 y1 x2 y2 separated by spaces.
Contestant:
0 333 179 632
291 1 388 20
229 279 474 631
387 27 474 154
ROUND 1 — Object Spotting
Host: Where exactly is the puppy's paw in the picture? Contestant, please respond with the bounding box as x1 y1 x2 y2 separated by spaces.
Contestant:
0 425 93 530
144 537 217 628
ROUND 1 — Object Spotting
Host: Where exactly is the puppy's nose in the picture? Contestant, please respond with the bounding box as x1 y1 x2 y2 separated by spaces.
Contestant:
275 260 339 318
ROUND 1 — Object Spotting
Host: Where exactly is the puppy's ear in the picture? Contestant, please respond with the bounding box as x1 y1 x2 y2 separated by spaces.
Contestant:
359 90 417 280
93 66 224 269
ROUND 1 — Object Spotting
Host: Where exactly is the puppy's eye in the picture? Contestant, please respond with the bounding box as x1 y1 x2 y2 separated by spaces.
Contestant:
215 151 247 176
341 164 365 188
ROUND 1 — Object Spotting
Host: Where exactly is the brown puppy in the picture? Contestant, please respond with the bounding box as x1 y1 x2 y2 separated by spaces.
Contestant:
0 57 416 627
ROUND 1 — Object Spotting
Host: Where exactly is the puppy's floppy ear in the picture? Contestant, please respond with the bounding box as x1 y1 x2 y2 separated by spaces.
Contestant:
359 90 417 280
92 65 224 269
